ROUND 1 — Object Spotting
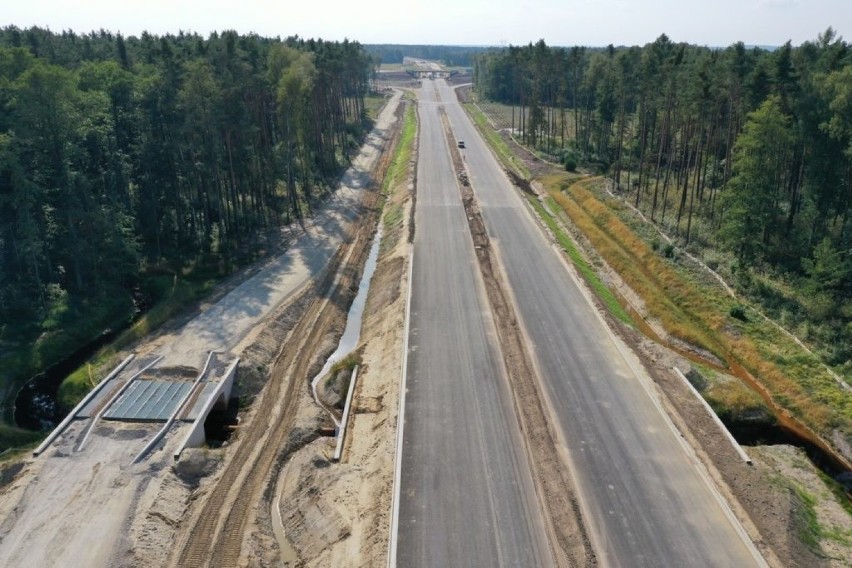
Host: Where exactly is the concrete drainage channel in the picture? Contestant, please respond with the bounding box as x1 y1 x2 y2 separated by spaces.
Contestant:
333 366 360 461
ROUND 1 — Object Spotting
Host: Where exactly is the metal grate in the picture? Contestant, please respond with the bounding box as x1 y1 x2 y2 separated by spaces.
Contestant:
103 379 192 421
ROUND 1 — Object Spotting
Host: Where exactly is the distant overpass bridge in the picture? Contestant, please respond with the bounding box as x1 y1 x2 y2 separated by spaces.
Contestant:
405 69 459 79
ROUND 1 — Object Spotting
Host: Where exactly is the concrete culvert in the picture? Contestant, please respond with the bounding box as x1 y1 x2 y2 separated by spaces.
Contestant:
202 396 240 448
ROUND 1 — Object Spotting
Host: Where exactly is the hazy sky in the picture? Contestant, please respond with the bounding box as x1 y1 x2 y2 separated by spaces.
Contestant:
3 0 850 47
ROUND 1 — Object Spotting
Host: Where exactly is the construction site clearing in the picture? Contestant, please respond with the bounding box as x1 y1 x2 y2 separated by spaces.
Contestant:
0 89 404 568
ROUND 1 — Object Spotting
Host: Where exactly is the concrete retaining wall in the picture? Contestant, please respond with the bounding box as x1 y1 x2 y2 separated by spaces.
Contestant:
333 366 359 461
173 358 239 460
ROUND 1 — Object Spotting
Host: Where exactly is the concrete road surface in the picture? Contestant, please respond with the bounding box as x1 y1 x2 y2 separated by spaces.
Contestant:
437 79 761 567
395 82 552 566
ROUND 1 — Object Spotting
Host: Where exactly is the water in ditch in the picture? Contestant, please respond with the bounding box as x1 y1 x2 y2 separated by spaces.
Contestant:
309 223 383 426
14 328 121 431
14 288 151 431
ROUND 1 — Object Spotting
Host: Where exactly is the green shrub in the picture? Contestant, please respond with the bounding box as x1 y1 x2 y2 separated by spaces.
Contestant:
730 304 748 322
330 352 361 375
704 254 720 271
0 423 42 454
685 368 708 391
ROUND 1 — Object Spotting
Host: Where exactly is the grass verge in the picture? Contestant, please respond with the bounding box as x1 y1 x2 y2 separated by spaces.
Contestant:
791 483 824 551
0 423 41 458
523 192 631 325
382 102 415 196
380 101 416 254
552 176 726 359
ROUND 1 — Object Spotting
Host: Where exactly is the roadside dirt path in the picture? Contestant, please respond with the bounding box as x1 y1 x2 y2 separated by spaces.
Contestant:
169 94 403 567
146 92 401 369
172 239 359 567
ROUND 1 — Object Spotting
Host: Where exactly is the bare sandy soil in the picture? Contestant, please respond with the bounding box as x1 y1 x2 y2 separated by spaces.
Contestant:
0 420 176 567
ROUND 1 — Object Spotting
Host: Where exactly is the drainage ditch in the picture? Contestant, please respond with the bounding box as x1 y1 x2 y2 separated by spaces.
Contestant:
309 222 383 429
14 328 122 430
13 288 151 431
726 418 852 494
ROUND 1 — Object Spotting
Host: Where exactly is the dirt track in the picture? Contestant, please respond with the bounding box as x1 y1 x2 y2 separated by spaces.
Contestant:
264 96 415 567
173 245 354 566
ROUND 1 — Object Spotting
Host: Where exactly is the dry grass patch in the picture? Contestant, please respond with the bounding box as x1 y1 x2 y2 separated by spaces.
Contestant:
552 178 724 358
706 375 771 421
